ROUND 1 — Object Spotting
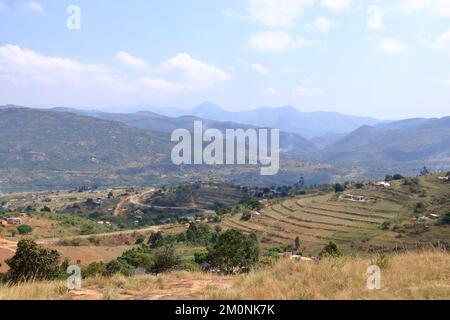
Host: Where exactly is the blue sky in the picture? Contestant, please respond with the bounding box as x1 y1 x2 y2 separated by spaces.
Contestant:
1 0 450 119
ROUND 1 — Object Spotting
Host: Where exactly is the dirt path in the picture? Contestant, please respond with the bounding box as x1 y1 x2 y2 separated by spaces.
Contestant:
70 277 234 300
113 189 155 216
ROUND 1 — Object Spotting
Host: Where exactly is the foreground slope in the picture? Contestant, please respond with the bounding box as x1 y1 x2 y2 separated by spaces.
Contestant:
0 250 448 300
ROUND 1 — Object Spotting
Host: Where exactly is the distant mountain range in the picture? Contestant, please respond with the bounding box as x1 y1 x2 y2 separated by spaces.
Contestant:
1 104 449 191
147 102 385 141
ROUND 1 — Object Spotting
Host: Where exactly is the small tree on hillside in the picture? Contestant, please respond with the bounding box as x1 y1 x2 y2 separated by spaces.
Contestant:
208 229 259 274
17 224 32 235
333 183 345 193
319 241 342 258
6 240 60 283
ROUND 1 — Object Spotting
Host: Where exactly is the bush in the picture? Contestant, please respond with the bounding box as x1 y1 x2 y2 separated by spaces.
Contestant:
241 211 252 221
403 178 419 185
415 202 426 214
437 212 450 226
41 206 51 212
393 174 404 180
379 221 391 230
319 241 342 258
119 248 154 270
17 224 32 235
5 240 61 283
207 229 259 274
82 262 106 278
355 183 364 189
194 248 210 264
148 232 164 249
333 183 345 193
152 245 178 273
104 259 134 277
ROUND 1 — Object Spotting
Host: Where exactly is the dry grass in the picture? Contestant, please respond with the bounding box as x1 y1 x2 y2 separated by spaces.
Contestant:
204 250 450 300
0 250 449 300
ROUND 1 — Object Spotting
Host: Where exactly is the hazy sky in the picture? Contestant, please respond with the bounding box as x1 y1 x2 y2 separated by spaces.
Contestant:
1 0 450 119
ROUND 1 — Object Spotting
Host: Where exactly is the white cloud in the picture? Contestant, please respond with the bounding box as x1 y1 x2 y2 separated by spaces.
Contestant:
248 0 314 28
116 51 151 71
23 0 44 13
428 28 450 51
261 87 278 95
115 51 230 89
250 31 309 52
160 53 231 90
400 0 450 18
251 63 270 75
377 38 407 54
292 84 321 96
0 45 230 107
367 5 384 30
321 0 351 11
313 17 333 33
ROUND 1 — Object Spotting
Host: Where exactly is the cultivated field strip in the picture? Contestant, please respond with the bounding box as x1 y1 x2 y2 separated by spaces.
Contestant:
222 189 410 252
267 206 349 232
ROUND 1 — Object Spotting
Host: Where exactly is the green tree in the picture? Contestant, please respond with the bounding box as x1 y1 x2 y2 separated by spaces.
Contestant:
148 232 164 248
208 229 259 274
17 224 32 235
6 240 60 283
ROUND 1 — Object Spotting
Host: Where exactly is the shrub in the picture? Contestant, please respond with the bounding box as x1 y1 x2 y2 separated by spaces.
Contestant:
403 178 419 186
319 241 342 258
207 229 259 274
152 245 178 273
241 211 252 221
81 262 106 278
415 202 426 214
5 240 61 283
148 232 164 248
379 221 391 230
119 248 154 269
194 248 210 264
333 183 345 193
393 174 404 180
17 224 32 235
437 212 450 226
355 183 364 189
104 259 134 277
41 206 51 212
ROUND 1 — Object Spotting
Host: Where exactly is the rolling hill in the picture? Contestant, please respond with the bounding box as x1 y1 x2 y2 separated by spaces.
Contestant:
0 107 347 191
323 117 450 176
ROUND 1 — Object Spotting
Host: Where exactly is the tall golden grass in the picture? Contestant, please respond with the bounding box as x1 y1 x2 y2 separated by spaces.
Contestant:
204 249 450 300
0 250 449 300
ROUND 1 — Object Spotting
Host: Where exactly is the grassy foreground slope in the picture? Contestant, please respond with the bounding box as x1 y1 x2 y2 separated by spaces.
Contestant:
0 250 448 300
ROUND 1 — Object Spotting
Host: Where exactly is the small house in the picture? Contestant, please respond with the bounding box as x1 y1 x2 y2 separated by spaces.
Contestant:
375 181 391 188
6 217 22 225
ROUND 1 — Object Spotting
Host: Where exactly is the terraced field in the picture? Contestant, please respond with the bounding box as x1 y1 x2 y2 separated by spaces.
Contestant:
223 188 409 255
